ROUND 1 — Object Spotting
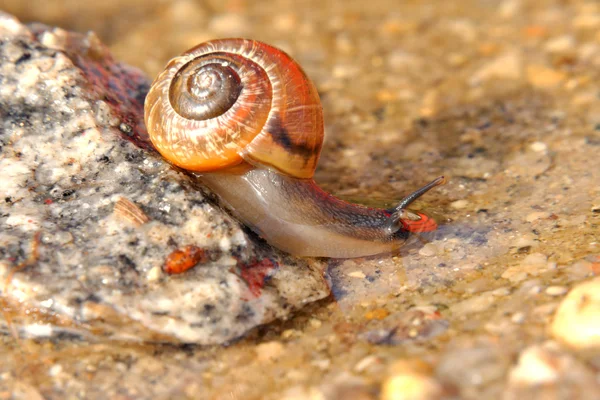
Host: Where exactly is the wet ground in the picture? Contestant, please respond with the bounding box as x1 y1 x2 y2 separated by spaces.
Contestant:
1 0 600 399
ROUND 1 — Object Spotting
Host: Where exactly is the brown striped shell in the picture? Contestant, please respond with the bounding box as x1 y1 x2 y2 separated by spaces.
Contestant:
144 39 324 179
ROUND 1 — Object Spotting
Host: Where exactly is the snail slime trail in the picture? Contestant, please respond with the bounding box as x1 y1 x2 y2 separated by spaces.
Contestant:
145 39 445 258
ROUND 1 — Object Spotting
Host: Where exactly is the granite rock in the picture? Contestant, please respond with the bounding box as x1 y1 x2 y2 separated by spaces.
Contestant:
0 12 329 344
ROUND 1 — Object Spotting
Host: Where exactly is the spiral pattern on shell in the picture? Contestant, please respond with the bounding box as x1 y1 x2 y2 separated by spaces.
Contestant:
144 39 324 178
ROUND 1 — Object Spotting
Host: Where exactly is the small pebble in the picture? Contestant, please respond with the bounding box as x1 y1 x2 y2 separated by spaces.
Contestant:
311 358 331 370
552 277 600 349
544 35 575 53
530 141 547 152
255 341 285 362
545 286 568 296
508 345 559 384
522 253 548 265
450 200 469 209
309 318 322 329
48 365 63 377
146 265 162 282
419 243 440 257
512 233 538 250
511 312 526 324
281 329 301 339
348 270 366 279
491 287 511 296
354 355 382 373
527 65 566 88
381 359 444 400
471 52 522 84
525 211 551 222
365 308 390 320
573 14 600 29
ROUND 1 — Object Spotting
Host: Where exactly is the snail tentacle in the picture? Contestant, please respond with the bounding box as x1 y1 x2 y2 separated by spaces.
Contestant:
385 176 446 234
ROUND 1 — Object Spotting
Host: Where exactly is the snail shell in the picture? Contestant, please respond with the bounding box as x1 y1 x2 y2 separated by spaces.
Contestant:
145 39 444 258
145 39 323 178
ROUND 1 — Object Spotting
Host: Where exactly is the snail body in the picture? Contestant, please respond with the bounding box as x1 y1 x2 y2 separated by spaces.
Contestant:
145 39 444 258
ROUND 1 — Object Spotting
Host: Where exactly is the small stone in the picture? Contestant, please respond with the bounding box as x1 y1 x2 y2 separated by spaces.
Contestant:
512 233 538 250
451 291 497 315
511 312 526 324
471 52 522 84
552 277 600 349
348 270 366 279
146 265 162 282
48 364 63 376
354 355 382 373
309 318 322 329
545 286 568 296
281 329 301 339
311 358 331 370
418 243 439 257
387 50 421 71
419 89 440 118
525 211 551 222
381 359 444 400
530 141 548 152
491 287 511 297
508 345 559 385
573 14 600 29
544 35 575 53
437 346 509 387
450 200 469 209
527 65 566 88
452 157 499 179
255 341 285 362
522 253 548 265
502 254 551 283
365 308 390 320
498 0 521 18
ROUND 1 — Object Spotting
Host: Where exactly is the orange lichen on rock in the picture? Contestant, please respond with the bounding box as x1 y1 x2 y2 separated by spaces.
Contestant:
163 245 208 274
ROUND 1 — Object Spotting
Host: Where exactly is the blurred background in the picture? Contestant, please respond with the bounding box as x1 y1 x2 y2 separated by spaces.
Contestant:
2 0 599 199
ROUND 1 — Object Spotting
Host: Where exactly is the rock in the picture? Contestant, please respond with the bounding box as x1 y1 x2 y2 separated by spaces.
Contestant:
525 211 551 222
545 286 568 296
437 343 511 388
418 243 440 257
505 343 600 399
529 141 548 152
572 14 600 30
381 359 445 400
255 341 285 362
501 253 553 283
544 35 575 54
0 13 329 344
450 156 500 180
359 309 449 345
526 65 566 88
551 277 600 349
508 344 559 385
470 51 522 84
450 200 469 210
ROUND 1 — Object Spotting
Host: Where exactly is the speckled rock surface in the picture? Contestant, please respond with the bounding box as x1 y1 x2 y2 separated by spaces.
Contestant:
1 1 600 399
0 12 329 345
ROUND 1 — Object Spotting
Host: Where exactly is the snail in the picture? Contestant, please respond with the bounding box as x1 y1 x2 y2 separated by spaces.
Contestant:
144 39 445 258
